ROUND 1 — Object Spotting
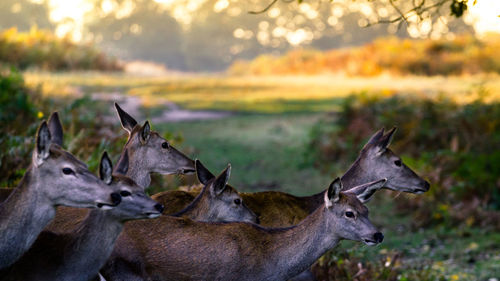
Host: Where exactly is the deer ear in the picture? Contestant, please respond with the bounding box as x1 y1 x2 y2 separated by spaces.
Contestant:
115 103 137 134
378 127 397 149
196 160 215 185
210 164 231 197
35 121 52 164
139 121 151 144
324 177 342 208
115 149 129 175
364 128 385 148
99 151 113 185
345 178 387 203
48 112 63 146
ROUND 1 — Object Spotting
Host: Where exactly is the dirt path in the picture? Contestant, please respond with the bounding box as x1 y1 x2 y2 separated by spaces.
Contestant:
91 92 232 123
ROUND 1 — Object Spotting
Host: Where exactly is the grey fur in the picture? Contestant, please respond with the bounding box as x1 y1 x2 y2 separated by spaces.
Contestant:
47 112 63 146
346 178 387 203
341 127 430 194
113 106 194 189
115 102 138 133
0 119 116 269
175 162 258 223
0 157 162 281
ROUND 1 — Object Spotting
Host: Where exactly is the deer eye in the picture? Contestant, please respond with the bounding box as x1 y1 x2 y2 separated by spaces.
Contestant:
394 160 402 167
345 211 355 218
161 142 170 149
120 191 132 197
62 168 74 175
234 199 241 205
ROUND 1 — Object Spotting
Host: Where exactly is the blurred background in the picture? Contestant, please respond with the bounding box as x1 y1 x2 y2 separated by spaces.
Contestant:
0 0 499 280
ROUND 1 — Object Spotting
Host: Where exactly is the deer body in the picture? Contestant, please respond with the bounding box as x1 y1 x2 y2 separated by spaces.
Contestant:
0 154 163 281
111 179 383 281
0 115 118 269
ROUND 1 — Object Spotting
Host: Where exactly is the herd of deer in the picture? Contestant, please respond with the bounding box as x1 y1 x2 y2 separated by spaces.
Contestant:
0 103 430 281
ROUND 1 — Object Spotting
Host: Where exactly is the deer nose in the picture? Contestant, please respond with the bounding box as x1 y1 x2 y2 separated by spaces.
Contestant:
374 232 384 243
110 193 122 206
423 181 430 191
154 203 164 213
255 216 260 224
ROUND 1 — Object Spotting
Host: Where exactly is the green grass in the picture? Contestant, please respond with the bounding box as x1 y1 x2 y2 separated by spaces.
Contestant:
157 113 332 194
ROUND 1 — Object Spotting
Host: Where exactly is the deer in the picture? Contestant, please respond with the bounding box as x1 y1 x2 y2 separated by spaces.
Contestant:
157 159 258 223
0 113 121 269
96 159 258 281
0 152 164 281
103 177 386 281
146 127 430 228
113 103 195 188
0 103 195 202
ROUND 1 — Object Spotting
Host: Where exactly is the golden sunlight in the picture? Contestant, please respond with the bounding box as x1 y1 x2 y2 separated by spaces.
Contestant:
43 0 500 42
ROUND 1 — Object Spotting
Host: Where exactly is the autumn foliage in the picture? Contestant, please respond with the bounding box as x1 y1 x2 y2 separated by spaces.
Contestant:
229 35 500 76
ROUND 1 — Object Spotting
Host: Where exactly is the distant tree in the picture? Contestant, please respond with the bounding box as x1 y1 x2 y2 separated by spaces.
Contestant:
87 0 186 70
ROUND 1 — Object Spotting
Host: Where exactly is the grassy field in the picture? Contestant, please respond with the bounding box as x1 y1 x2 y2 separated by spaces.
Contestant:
12 72 500 280
24 72 500 112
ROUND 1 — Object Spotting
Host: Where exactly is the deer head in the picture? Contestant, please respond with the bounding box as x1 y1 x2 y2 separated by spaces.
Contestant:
114 103 195 188
192 160 258 223
99 152 164 220
324 178 383 245
33 113 120 209
354 127 430 194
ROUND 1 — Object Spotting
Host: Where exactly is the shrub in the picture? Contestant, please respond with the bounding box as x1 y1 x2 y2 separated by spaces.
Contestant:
0 68 123 186
0 27 122 71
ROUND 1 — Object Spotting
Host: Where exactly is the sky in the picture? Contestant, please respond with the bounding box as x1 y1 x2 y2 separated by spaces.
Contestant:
43 0 500 43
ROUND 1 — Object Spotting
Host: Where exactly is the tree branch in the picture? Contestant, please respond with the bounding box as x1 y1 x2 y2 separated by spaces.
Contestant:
248 0 279 14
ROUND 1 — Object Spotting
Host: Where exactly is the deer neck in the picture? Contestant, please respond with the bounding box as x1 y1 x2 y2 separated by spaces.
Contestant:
0 167 56 269
57 209 124 281
115 150 151 189
172 186 208 220
301 158 374 212
127 163 151 189
266 207 339 280
341 157 376 189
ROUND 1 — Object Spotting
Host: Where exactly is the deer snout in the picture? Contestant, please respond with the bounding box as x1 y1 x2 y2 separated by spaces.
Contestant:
423 181 430 191
414 180 430 194
110 193 122 205
363 231 384 245
154 203 165 213
374 232 384 243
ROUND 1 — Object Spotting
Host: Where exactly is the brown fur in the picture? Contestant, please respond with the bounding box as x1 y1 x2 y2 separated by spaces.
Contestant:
104 192 378 281
151 190 198 215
